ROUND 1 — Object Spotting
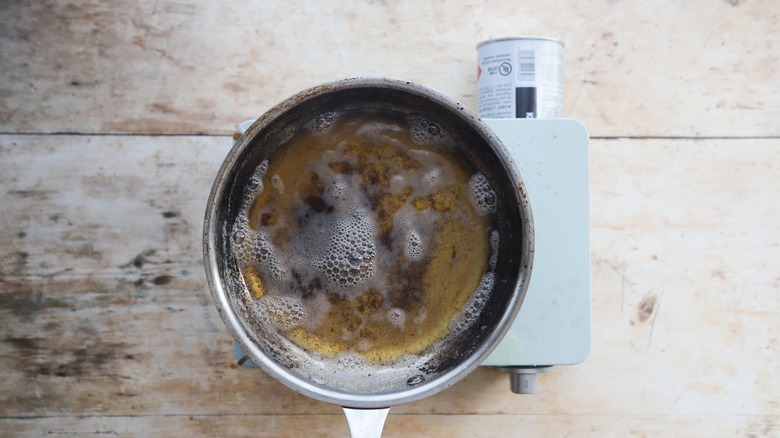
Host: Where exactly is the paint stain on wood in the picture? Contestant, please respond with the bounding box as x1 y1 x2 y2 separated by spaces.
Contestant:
153 275 173 285
6 189 53 200
638 292 657 323
0 282 70 315
4 335 131 378
122 249 157 269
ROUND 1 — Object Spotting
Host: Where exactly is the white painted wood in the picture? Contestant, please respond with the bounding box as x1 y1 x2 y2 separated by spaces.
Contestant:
1 134 777 436
0 1 777 137
3 414 778 437
1 0 779 435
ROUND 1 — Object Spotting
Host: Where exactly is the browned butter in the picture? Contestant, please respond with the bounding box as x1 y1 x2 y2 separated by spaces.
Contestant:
231 111 498 364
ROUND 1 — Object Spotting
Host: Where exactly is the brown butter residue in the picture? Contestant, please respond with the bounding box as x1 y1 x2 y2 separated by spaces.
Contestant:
241 113 492 364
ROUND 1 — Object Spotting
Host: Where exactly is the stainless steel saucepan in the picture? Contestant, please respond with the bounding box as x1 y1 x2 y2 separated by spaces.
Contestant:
203 77 534 437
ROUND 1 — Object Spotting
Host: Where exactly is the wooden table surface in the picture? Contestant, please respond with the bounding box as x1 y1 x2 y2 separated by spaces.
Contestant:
1 1 778 436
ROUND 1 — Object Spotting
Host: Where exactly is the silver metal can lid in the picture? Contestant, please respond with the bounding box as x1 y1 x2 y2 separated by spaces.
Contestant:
477 36 564 49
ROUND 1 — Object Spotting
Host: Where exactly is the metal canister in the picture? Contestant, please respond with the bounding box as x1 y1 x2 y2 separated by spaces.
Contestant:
477 37 564 119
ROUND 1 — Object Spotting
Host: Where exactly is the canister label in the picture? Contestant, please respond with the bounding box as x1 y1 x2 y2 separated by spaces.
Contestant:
477 37 564 119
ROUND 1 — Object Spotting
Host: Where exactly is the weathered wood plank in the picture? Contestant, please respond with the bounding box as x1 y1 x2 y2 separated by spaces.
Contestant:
0 1 777 137
2 414 778 437
1 134 778 436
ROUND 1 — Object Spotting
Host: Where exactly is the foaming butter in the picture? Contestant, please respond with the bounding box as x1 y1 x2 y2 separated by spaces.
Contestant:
231 111 498 365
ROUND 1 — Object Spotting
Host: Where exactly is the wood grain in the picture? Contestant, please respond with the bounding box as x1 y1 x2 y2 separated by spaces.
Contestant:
1 134 777 436
0 0 778 137
1 0 778 436
3 414 778 437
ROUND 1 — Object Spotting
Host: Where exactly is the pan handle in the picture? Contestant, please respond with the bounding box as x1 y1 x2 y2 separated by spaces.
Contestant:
343 407 390 438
